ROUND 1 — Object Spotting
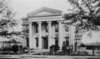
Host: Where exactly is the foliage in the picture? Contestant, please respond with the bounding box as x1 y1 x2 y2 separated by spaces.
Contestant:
64 0 100 30
0 0 17 36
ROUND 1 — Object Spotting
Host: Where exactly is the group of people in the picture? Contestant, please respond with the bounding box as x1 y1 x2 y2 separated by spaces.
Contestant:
1 44 27 54
49 40 73 55
62 41 73 55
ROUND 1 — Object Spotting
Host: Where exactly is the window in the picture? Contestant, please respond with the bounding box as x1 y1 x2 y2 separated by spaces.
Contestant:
33 23 38 33
55 25 58 32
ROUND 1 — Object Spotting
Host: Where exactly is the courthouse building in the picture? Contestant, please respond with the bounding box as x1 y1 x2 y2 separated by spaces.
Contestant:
22 7 76 49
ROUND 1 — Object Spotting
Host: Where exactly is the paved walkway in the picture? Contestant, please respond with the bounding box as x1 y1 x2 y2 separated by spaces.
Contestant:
29 49 49 54
0 49 100 59
0 55 100 59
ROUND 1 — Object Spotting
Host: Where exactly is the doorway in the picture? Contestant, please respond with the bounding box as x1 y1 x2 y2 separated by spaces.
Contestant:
35 37 39 48
42 36 48 49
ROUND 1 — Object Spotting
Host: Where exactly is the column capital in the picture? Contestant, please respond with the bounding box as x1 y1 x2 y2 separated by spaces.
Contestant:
57 20 62 24
29 22 32 24
47 21 51 23
47 21 52 25
37 21 42 24
58 21 62 25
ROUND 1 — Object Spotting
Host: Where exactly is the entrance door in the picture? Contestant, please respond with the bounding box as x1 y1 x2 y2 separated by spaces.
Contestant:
35 37 39 48
42 36 48 49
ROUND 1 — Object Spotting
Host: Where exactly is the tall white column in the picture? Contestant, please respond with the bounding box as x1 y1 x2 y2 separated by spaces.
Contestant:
29 22 37 49
58 21 63 49
29 22 33 49
38 22 42 49
32 22 36 49
70 25 76 52
48 21 54 48
68 25 71 45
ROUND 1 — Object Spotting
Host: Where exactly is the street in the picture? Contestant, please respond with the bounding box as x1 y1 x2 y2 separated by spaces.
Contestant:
0 55 100 59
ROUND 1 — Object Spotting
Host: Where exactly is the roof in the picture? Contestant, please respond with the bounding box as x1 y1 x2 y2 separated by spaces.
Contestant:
27 7 62 17
81 30 100 45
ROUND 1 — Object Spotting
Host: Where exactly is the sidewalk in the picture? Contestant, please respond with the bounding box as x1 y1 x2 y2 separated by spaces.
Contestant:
0 54 100 59
29 49 49 55
0 54 48 58
0 49 100 59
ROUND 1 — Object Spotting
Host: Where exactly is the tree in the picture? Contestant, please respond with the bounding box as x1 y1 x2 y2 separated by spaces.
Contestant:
65 0 100 55
63 0 100 53
64 0 100 30
0 0 17 36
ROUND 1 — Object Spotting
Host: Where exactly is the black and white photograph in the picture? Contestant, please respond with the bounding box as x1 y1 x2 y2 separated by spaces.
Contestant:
0 0 100 59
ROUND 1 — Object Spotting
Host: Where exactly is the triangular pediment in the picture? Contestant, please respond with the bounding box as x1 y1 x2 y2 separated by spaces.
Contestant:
28 7 62 17
33 12 56 16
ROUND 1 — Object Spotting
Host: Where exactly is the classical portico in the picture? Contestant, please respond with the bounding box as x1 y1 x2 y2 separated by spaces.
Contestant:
26 7 70 49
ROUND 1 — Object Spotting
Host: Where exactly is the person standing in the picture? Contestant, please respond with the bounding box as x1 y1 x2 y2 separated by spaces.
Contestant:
12 44 19 54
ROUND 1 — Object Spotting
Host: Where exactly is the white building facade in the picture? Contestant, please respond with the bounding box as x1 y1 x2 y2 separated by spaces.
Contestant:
23 7 76 49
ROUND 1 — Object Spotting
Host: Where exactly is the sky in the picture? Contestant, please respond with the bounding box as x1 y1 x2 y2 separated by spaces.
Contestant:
8 0 72 19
